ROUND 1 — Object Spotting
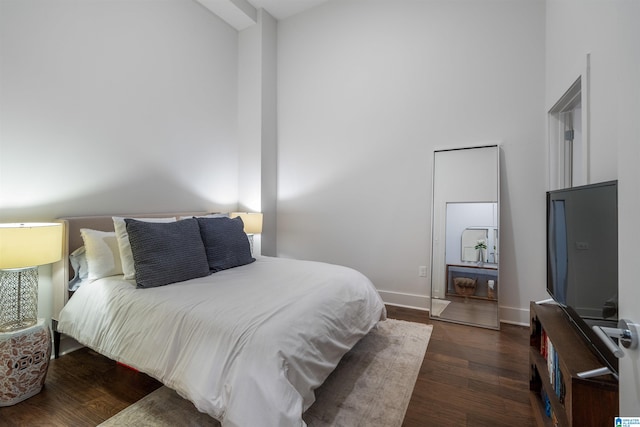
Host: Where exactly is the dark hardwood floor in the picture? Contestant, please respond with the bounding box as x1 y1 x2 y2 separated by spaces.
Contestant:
0 306 534 426
388 306 535 427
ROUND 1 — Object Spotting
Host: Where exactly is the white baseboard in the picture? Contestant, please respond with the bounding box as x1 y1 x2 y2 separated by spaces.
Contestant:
378 290 429 310
499 305 530 326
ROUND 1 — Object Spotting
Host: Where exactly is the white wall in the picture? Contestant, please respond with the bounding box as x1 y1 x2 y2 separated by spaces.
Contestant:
237 9 278 256
617 0 640 413
546 0 640 413
277 0 547 324
0 0 239 223
0 0 240 321
545 0 618 183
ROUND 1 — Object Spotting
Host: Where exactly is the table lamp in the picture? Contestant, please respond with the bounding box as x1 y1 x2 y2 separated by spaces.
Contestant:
230 212 263 255
0 222 63 406
0 222 63 332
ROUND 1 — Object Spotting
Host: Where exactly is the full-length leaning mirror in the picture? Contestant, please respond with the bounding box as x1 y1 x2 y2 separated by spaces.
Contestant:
430 145 500 329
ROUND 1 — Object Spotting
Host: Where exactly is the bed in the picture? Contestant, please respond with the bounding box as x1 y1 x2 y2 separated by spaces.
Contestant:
52 213 386 427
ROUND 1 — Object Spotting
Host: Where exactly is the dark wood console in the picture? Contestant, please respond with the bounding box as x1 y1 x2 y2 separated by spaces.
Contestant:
529 302 618 426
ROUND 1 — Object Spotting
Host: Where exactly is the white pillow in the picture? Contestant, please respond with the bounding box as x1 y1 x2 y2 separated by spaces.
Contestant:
68 246 89 291
177 213 229 220
80 229 122 281
113 216 177 280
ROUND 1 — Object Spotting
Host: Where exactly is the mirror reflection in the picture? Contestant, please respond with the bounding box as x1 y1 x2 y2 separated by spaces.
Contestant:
430 146 500 329
448 203 498 266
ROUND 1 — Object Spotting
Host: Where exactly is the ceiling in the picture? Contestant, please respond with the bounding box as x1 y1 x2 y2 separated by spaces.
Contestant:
247 0 329 20
196 0 328 29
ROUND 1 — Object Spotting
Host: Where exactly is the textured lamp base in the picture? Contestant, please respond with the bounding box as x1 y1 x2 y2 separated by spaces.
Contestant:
0 319 51 406
0 268 38 332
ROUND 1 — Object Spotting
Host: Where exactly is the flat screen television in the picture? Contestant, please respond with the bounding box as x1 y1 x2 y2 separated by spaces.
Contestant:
546 180 618 375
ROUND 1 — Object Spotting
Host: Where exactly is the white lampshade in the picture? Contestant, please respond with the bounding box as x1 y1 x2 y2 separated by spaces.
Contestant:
230 212 263 234
0 222 63 332
0 223 63 269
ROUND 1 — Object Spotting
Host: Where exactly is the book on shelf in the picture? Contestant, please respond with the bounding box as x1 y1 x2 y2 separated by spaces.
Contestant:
541 331 566 404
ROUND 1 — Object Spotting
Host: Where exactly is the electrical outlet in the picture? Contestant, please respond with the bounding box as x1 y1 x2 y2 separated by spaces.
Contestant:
419 266 427 277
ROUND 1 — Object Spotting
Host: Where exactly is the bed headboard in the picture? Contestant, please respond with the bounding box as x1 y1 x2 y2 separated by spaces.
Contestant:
51 212 210 321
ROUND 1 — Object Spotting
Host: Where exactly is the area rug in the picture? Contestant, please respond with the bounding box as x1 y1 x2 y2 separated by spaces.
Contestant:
430 298 451 317
99 319 432 427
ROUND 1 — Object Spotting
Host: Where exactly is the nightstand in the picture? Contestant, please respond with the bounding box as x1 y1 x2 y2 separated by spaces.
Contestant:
0 319 52 406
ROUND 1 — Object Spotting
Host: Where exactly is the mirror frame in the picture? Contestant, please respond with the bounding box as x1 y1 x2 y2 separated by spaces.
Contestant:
429 145 500 329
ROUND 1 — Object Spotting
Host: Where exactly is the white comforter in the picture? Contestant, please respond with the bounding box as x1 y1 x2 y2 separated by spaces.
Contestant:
58 256 386 427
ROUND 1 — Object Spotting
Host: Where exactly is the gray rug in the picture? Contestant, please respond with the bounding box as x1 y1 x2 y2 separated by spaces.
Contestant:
99 319 433 427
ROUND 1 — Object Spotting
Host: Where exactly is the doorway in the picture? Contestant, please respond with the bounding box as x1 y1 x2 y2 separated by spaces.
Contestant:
548 76 586 189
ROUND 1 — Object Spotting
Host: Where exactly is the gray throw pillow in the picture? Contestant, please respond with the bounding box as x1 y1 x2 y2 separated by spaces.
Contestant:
125 218 210 288
196 216 255 273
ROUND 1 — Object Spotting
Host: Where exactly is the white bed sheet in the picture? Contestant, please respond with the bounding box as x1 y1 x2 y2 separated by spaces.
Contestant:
58 256 386 427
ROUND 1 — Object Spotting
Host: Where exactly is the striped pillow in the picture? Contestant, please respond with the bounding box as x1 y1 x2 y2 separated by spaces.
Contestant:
196 216 255 273
125 218 210 288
